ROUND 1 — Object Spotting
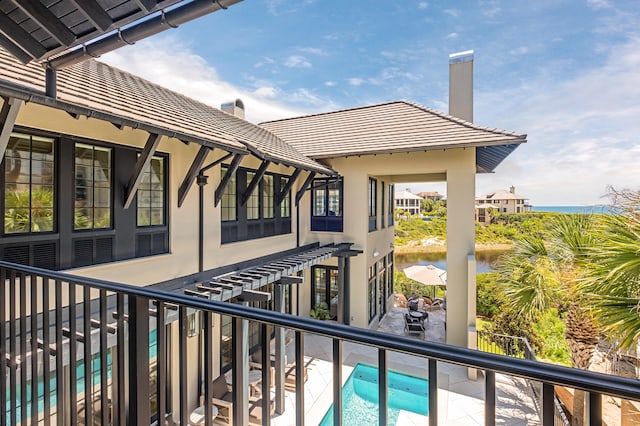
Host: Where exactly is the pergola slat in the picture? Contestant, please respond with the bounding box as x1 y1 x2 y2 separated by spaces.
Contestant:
11 0 76 46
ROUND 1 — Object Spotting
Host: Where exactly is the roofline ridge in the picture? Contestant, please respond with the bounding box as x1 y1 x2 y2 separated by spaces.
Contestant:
259 100 407 125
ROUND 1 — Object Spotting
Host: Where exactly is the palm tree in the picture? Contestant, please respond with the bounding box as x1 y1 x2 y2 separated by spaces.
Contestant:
582 190 640 352
496 214 599 425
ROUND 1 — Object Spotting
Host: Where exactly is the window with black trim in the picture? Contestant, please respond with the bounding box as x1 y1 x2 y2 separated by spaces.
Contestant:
262 174 274 219
74 143 111 230
3 133 55 234
280 176 290 218
311 178 343 232
368 177 377 232
246 171 260 220
220 165 237 222
381 182 385 229
368 264 377 323
136 155 166 227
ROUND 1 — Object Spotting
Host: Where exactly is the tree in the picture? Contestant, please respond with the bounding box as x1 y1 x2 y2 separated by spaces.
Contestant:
582 188 640 351
496 214 599 425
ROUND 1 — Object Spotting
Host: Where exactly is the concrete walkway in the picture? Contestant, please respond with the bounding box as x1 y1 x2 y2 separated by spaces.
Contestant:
270 305 540 425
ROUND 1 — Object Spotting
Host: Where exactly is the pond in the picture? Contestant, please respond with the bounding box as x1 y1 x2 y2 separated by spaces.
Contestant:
395 249 510 274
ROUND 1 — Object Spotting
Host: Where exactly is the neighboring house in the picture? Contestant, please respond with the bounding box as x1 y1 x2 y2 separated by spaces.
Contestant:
476 186 531 223
417 191 444 202
0 47 526 419
394 189 422 216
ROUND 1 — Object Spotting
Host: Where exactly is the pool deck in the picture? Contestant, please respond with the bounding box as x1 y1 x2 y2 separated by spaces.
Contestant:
270 305 540 425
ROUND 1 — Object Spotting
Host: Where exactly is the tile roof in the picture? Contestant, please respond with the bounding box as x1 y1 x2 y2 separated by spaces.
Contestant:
261 100 527 172
0 48 333 175
480 189 528 200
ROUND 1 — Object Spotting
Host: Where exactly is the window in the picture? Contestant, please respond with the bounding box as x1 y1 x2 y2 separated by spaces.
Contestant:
74 143 111 230
280 177 290 218
311 178 343 232
381 182 385 229
368 264 377 323
220 165 237 221
386 252 394 298
262 174 274 219
387 184 394 226
136 156 165 226
3 133 55 234
368 178 377 232
246 171 259 220
312 266 338 320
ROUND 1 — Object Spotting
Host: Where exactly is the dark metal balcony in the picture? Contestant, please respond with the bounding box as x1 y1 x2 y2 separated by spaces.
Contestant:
2 260 640 426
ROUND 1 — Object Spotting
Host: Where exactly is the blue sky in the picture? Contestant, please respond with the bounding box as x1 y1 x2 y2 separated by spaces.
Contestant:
103 0 640 206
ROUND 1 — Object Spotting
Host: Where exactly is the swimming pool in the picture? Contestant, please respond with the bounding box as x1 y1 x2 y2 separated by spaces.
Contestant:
319 363 429 425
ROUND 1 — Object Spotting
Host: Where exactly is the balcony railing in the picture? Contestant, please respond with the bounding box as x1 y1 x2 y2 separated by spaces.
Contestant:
2 260 640 426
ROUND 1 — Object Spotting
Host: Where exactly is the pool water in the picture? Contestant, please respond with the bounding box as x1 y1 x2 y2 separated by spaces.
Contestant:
319 363 429 425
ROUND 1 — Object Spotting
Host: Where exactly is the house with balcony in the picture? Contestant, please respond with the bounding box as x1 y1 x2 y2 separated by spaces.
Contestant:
475 186 532 224
393 189 422 216
1 3 637 425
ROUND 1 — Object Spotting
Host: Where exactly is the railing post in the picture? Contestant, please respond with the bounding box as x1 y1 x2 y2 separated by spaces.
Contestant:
203 311 213 426
275 284 286 414
232 314 249 426
541 383 554 425
333 339 343 426
378 349 388 426
485 370 495 426
295 331 305 426
429 359 438 426
260 323 272 426
588 392 602 426
128 295 150 425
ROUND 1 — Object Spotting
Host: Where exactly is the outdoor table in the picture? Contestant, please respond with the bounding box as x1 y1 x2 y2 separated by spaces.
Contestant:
189 404 218 425
409 310 428 322
225 369 264 396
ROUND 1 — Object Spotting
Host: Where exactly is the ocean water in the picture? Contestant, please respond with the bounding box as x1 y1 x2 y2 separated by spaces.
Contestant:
532 205 612 214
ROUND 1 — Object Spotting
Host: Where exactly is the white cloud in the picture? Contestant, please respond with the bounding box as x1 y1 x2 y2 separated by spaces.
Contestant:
587 0 612 10
444 9 460 17
298 47 328 56
445 32 458 39
284 55 312 68
418 2 428 10
509 46 529 55
101 36 334 123
347 77 365 86
475 37 640 205
254 57 276 68
480 0 501 18
324 81 337 87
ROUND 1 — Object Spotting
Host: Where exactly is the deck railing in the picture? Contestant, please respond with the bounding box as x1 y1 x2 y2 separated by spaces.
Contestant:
3 260 640 426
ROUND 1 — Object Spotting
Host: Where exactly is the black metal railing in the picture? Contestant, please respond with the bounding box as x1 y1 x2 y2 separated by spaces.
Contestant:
477 330 572 426
3 261 640 426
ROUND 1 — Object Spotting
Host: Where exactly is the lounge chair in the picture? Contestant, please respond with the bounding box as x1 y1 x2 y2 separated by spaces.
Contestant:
248 393 275 426
394 293 408 308
250 347 309 392
404 313 425 336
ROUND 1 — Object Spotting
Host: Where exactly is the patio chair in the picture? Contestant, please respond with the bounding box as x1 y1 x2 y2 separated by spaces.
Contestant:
284 360 309 392
248 392 276 426
394 293 408 308
209 374 233 426
404 313 425 336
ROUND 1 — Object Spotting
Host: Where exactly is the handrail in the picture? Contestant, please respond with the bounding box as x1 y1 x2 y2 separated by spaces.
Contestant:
3 261 640 402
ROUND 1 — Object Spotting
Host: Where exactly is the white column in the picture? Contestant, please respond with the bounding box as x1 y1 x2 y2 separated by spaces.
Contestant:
446 149 476 348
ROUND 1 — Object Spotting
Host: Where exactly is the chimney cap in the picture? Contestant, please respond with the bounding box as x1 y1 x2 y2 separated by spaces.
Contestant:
449 50 474 64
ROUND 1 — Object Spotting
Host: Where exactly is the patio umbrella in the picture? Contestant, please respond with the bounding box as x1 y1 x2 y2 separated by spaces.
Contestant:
403 264 447 286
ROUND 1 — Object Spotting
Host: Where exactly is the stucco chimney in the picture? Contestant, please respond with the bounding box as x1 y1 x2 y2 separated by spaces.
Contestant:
221 98 245 119
449 50 474 122
510 185 515 194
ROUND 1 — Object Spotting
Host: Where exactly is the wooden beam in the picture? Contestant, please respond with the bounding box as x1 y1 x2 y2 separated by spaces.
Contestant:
0 13 47 59
214 154 243 207
133 0 156 12
12 0 75 46
240 160 270 206
69 0 112 31
0 97 23 163
0 32 33 63
177 146 210 208
276 168 301 205
295 171 316 206
123 133 162 209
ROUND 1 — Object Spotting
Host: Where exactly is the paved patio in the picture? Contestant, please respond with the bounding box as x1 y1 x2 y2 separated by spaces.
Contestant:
270 305 541 425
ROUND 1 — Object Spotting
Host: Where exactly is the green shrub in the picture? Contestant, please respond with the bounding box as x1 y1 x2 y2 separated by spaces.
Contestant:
476 272 507 318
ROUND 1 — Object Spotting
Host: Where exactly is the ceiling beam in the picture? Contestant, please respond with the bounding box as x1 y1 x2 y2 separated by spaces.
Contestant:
0 33 31 63
214 154 244 207
295 171 316 206
0 13 47 59
275 168 301 206
133 0 156 12
0 97 23 164
177 146 210 208
241 160 270 206
123 133 162 209
12 0 75 46
68 0 112 32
